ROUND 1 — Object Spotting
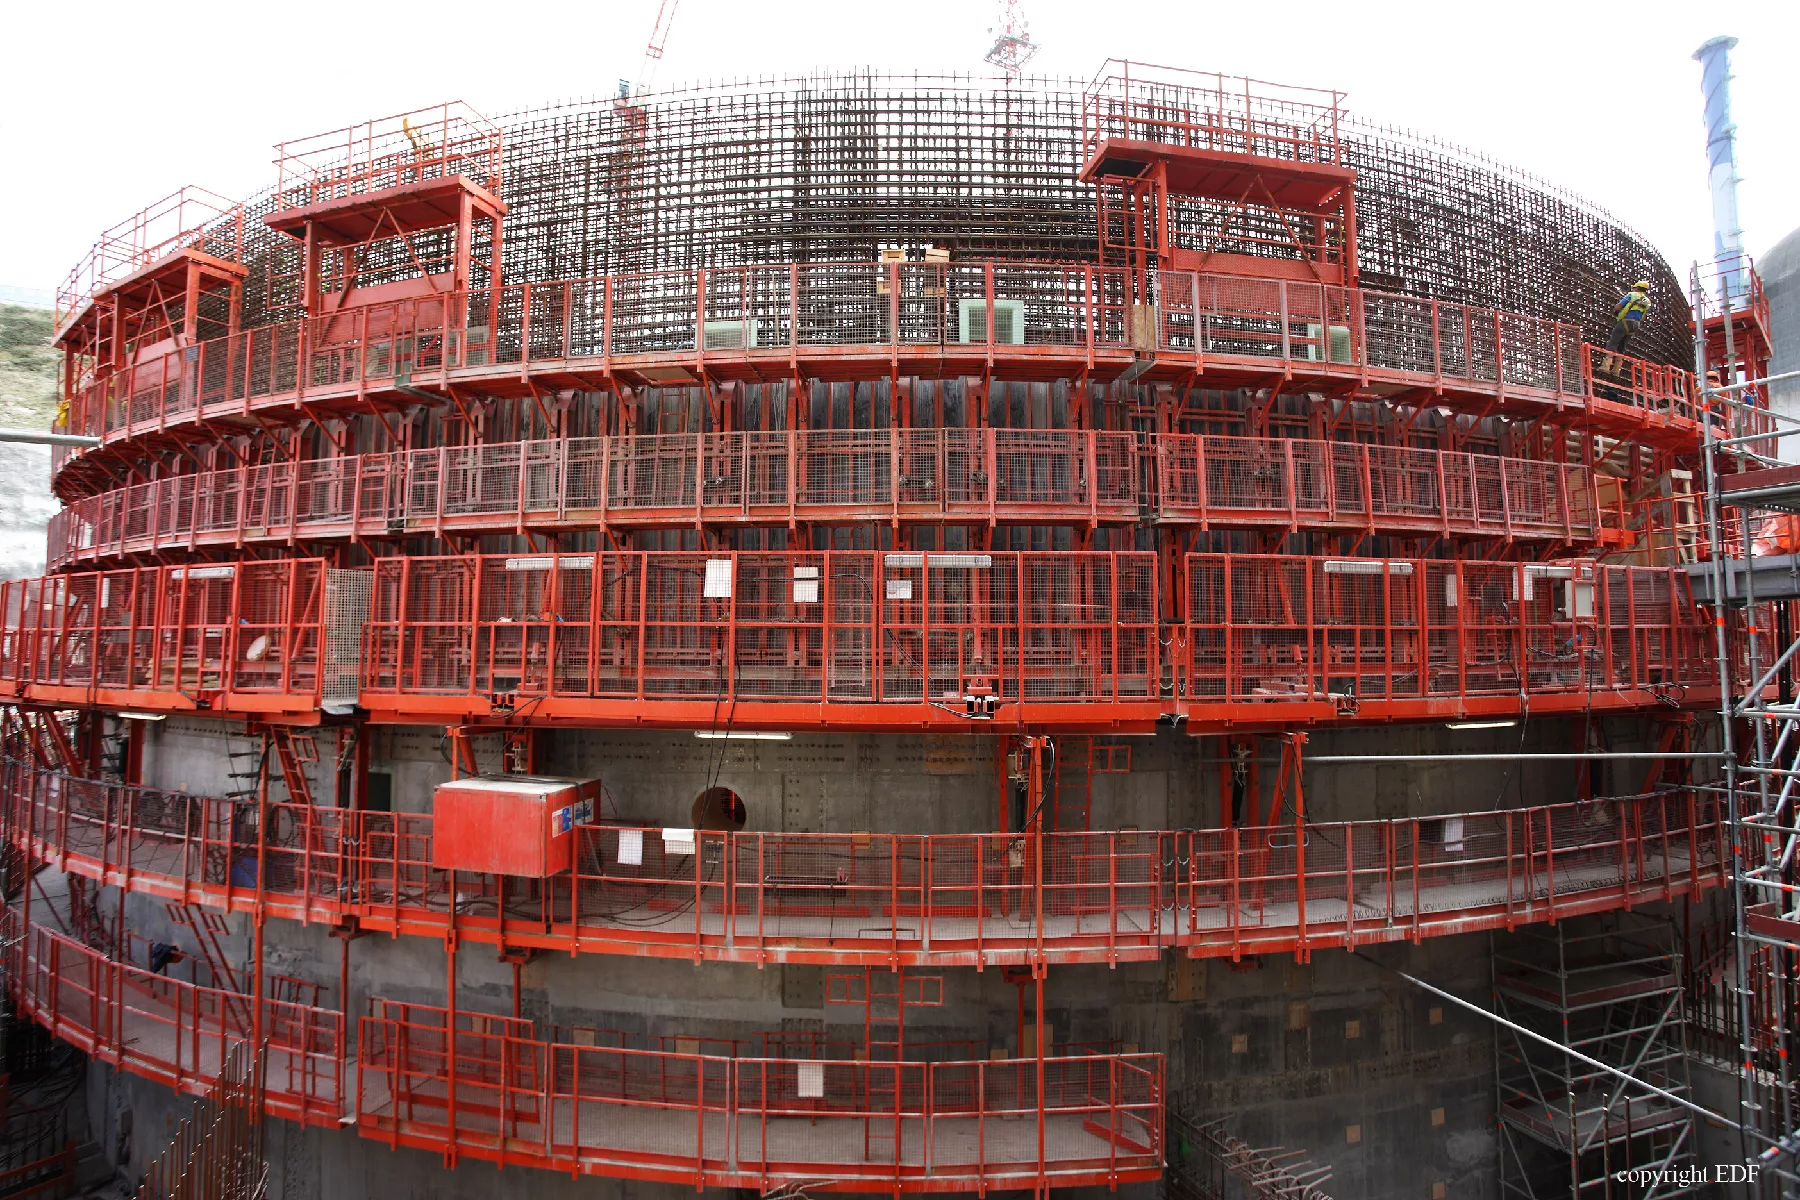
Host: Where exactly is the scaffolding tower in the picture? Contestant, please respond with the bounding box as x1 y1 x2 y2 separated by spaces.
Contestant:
1695 250 1800 1194
1494 918 1700 1198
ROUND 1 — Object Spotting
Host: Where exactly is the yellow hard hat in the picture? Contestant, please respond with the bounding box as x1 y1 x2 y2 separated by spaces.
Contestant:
1633 279 1650 291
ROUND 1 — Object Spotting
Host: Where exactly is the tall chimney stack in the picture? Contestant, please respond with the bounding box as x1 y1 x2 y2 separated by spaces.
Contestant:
1693 35 1746 298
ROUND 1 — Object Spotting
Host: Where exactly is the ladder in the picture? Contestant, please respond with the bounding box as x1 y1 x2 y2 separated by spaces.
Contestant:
67 877 115 949
827 969 943 1168
270 729 319 807
164 903 255 1033
5 710 81 776
1635 468 1698 566
1667 470 1700 564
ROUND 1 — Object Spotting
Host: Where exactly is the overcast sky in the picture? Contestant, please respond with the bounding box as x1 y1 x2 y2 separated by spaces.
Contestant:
1 0 1793 294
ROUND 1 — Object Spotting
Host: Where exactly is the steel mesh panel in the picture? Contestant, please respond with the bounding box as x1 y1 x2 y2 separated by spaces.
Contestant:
609 434 698 511
232 561 322 693
157 569 234 693
640 554 731 697
396 559 478 694
560 438 606 510
992 430 1081 508
96 569 155 689
323 568 373 706
445 443 523 516
797 430 888 508
1230 555 1315 699
1456 562 1527 695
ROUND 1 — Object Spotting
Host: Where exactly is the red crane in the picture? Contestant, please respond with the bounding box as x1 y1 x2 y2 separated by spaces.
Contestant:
633 0 681 97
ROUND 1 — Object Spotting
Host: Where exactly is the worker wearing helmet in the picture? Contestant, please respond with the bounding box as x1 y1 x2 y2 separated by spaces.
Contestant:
1607 280 1653 353
1600 279 1652 373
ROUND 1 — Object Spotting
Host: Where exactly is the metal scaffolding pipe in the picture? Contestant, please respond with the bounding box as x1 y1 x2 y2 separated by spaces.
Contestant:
1736 636 1800 713
0 429 100 447
1353 951 1738 1132
1302 752 1727 764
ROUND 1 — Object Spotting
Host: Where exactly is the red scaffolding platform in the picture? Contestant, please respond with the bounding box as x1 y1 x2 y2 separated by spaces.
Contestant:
1080 61 1356 286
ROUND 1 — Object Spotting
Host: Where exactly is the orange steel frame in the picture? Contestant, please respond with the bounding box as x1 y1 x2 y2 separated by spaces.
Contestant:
1694 253 1772 387
1080 62 1358 287
47 259 1723 499
54 186 247 352
47 429 1632 572
2 760 1727 969
9 68 1779 1195
268 103 505 320
0 552 1720 731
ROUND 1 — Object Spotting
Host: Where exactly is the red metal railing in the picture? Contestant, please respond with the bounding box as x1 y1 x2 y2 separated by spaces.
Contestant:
356 1004 1162 1190
1081 60 1345 167
362 550 1159 710
2 909 342 1125
1155 433 1605 542
4 763 1726 967
1693 254 1770 340
1182 554 1711 705
44 430 1618 571
0 553 1716 722
1580 344 1699 423
0 1145 74 1200
56 187 245 330
0 560 328 711
1182 790 1721 956
51 261 1704 479
0 892 1158 1192
272 102 502 209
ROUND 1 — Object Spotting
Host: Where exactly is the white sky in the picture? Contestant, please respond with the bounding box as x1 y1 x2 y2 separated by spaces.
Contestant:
1 0 1795 293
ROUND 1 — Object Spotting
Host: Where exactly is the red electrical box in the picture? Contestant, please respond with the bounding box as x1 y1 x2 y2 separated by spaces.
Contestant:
430 774 600 877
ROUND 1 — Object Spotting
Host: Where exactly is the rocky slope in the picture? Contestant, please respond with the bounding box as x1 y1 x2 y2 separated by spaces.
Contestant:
0 305 59 580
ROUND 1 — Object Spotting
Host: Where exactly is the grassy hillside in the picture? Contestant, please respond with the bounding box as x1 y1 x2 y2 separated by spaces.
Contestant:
0 304 59 429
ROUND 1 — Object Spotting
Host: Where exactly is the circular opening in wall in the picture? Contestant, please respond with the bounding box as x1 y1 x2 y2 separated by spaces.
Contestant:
692 786 747 831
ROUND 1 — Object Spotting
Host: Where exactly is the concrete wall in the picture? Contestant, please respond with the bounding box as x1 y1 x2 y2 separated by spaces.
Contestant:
1763 224 1800 462
140 712 1641 836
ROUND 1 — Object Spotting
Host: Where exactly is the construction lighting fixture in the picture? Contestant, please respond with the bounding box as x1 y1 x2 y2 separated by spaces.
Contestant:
1321 559 1413 575
1444 720 1519 731
115 711 166 722
694 730 793 741
505 555 593 571
884 553 992 569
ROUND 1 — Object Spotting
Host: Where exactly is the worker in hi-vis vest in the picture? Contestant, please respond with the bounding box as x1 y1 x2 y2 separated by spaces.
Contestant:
1600 279 1652 372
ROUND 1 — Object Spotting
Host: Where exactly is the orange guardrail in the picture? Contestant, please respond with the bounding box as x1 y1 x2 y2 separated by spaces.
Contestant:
0 893 1161 1192
4 763 1725 967
0 553 1718 727
0 560 332 716
55 187 244 332
3 909 342 1126
45 430 1615 571
1181 554 1710 706
355 1005 1162 1190
51 261 1705 485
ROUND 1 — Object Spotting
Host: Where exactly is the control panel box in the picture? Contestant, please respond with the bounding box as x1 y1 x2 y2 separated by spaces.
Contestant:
431 774 599 877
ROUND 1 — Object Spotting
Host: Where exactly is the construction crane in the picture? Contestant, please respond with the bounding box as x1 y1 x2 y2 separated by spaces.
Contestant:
983 0 1039 83
625 0 681 98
